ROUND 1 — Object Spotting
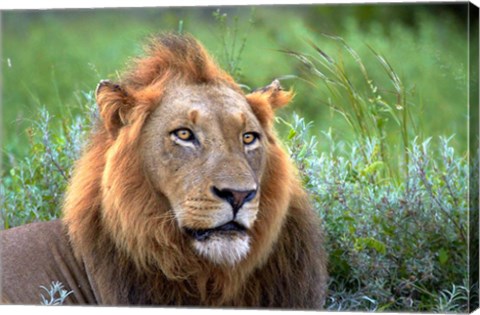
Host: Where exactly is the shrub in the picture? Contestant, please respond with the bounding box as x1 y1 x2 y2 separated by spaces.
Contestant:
0 92 96 229
40 281 73 305
283 115 469 311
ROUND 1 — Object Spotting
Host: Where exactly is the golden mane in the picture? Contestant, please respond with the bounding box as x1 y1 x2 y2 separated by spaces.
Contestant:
123 34 238 89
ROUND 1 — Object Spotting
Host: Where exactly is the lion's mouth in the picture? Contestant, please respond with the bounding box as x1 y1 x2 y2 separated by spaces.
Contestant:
184 221 247 241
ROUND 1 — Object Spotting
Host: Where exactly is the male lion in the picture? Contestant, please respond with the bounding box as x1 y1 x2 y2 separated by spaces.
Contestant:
1 34 328 308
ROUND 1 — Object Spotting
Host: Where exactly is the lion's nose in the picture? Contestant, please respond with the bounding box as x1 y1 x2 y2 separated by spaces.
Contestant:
211 187 257 215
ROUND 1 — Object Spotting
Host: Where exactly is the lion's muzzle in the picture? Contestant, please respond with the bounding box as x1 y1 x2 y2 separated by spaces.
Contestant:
211 187 257 216
182 186 258 266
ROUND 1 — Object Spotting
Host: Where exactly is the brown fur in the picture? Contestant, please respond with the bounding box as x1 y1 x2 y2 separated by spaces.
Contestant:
61 33 328 307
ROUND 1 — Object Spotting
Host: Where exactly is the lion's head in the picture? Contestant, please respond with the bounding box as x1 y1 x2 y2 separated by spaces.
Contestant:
139 81 269 265
62 34 325 306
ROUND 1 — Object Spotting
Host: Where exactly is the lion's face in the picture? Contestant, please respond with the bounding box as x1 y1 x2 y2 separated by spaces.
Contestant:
141 83 267 266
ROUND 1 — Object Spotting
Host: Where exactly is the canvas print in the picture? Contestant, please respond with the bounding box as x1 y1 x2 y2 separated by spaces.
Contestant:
0 2 478 312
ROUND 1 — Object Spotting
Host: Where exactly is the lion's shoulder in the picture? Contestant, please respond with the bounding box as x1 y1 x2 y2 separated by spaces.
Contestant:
0 220 97 304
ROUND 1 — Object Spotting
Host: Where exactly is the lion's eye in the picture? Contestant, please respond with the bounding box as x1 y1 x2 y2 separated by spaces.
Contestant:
243 132 259 145
173 128 195 142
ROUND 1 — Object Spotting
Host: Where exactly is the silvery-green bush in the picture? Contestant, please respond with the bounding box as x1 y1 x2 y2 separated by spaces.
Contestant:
0 92 97 229
282 114 470 312
40 281 73 305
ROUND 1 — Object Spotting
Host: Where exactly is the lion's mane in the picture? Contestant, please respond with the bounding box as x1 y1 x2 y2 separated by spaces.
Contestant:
63 34 327 307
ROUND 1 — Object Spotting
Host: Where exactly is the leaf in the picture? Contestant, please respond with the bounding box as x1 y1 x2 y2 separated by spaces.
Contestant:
298 145 307 159
287 128 297 140
354 237 387 255
381 221 396 237
361 161 385 177
341 214 355 222
438 248 449 265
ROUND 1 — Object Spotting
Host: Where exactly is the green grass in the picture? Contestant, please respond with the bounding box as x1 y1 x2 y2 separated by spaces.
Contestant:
2 5 469 167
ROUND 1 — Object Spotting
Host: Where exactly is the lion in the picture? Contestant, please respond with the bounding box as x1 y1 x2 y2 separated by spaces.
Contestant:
1 34 328 308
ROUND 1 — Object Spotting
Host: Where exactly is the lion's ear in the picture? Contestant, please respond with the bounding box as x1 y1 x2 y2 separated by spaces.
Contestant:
95 80 134 138
250 79 294 110
246 80 294 127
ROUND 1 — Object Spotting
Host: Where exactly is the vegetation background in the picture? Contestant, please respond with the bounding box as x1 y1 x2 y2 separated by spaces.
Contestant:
1 2 477 312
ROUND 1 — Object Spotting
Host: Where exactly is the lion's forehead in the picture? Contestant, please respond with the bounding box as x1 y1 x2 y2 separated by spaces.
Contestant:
159 83 254 119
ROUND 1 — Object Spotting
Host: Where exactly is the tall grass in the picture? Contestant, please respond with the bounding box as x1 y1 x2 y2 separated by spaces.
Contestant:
282 35 422 184
212 8 256 85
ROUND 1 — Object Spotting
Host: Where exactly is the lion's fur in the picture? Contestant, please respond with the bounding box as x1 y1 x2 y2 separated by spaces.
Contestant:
61 33 328 307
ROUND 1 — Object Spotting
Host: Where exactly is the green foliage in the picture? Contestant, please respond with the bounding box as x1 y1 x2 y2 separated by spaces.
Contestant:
40 281 74 305
279 34 470 311
283 114 469 312
212 8 256 85
2 6 468 165
0 93 96 229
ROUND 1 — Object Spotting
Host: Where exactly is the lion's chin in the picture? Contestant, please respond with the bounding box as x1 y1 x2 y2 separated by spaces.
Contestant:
191 233 250 266
184 221 247 241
